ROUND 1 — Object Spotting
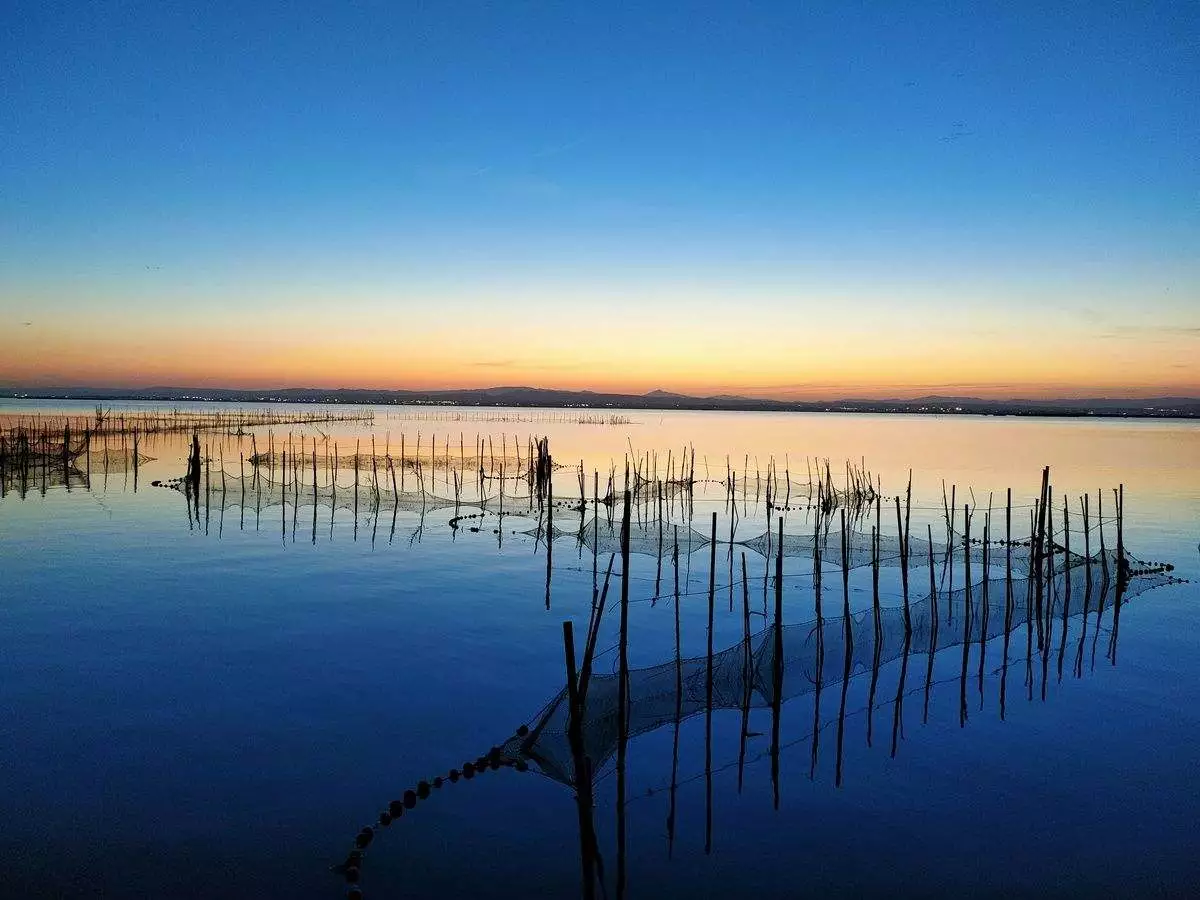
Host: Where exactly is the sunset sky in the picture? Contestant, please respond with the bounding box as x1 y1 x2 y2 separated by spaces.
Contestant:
2 2 1197 399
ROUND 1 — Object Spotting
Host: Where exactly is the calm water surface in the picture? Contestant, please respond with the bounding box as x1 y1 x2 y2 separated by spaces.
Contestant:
1 403 1197 898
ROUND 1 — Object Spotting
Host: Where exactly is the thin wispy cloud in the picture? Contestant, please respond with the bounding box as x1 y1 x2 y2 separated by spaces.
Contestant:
468 359 583 372
1097 324 1200 340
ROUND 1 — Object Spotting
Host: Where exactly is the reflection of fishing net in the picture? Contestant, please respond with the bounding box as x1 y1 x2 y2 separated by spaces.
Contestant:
630 474 698 502
158 473 458 515
0 432 88 461
1 466 87 494
86 449 148 473
737 528 1039 571
1 449 151 495
506 550 1181 786
720 461 878 505
245 450 534 475
724 474 819 500
533 518 713 557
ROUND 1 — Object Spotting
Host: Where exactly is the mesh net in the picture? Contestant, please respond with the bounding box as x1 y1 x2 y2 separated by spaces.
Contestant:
504 550 1181 785
157 472 459 515
532 518 713 557
736 527 1039 571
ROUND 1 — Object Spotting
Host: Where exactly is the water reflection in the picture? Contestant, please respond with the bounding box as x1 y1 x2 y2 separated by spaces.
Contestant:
337 488 1183 898
2 410 1195 898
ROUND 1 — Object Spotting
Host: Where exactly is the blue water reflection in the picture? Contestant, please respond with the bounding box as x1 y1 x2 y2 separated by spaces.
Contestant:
1 406 1197 897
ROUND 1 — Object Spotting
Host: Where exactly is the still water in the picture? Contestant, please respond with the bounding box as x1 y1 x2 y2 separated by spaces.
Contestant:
1 403 1197 898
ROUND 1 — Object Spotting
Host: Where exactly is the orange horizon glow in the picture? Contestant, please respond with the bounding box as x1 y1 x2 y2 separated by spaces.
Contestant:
4 270 1197 402
3 315 1197 401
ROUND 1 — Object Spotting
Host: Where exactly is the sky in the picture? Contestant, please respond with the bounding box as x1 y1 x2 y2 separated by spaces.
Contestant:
1 1 1197 399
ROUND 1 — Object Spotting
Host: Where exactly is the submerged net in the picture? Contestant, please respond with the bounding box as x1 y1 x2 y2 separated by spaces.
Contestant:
504 550 1181 786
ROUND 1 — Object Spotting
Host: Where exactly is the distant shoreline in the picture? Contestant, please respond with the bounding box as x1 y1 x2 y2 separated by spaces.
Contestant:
4 386 1198 420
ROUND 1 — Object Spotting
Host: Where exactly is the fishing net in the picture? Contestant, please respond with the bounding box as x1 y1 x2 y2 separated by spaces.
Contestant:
504 550 1181 785
535 518 713 557
736 527 1041 571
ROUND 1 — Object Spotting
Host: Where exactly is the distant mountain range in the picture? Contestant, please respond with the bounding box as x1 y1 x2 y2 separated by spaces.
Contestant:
4 384 1199 418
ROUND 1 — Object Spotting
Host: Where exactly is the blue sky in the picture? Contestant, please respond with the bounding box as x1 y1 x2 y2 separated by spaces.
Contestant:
2 1 1197 395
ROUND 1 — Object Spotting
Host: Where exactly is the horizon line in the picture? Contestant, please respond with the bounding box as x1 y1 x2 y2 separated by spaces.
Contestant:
3 381 1199 407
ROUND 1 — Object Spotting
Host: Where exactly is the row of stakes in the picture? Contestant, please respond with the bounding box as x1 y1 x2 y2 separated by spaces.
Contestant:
333 726 532 899
149 473 1179 574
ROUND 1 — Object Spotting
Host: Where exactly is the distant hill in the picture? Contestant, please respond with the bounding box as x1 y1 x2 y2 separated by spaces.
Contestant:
2 384 1198 419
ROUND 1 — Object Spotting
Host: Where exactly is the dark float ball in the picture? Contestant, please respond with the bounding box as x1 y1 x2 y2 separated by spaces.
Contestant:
449 769 460 783
403 789 417 809
417 781 431 799
389 800 405 817
345 866 360 883
379 811 392 826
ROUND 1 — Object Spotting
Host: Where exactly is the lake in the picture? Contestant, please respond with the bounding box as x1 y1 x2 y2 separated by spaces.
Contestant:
1 402 1197 898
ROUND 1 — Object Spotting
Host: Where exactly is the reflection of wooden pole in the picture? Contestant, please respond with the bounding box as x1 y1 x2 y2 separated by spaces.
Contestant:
1058 496 1071 681
868 523 882 742
979 516 990 703
1109 522 1126 667
1000 490 1013 719
739 552 751 791
773 518 785 805
353 439 360 524
891 622 911 759
1044 487 1055 679
616 489 630 900
668 529 681 858
705 511 717 854
545 458 554 610
281 448 287 541
960 505 971 727
924 524 938 724
562 620 596 900
946 485 956 625
836 510 853 787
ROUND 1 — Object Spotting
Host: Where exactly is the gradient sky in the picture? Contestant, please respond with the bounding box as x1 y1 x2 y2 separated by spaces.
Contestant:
2 1 1197 398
